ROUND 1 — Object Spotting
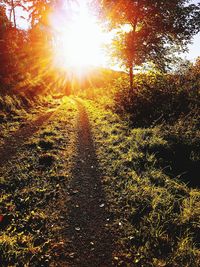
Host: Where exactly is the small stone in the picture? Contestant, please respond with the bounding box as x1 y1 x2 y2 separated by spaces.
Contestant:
75 227 80 231
69 252 75 258
99 203 105 208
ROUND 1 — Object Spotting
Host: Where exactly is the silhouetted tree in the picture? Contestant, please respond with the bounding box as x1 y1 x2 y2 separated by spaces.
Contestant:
98 0 200 89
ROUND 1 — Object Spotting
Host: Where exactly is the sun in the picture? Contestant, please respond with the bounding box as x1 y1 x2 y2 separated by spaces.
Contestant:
50 2 109 73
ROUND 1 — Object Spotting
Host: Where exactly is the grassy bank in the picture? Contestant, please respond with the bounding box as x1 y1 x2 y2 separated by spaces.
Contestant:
0 91 57 147
85 99 200 266
0 97 78 266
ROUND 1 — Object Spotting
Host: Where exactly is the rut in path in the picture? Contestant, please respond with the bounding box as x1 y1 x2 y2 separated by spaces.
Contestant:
0 111 54 166
65 99 113 267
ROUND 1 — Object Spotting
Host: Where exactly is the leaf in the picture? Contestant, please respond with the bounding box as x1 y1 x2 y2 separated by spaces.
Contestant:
0 215 4 223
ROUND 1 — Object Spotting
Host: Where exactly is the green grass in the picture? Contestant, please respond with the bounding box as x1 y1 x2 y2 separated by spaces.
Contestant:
85 99 200 266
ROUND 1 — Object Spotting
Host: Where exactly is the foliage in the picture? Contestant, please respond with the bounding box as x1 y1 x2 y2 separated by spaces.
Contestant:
0 4 21 87
0 0 67 95
113 58 200 127
97 0 200 88
22 0 60 27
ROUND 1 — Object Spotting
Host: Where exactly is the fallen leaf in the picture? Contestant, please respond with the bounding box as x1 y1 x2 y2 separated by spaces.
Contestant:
69 252 75 258
0 215 4 223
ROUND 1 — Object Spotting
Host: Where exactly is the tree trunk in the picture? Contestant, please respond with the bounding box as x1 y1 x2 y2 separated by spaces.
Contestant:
129 64 133 91
11 0 16 28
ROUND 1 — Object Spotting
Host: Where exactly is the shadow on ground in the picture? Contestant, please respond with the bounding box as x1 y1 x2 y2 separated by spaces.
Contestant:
0 111 54 166
63 100 113 267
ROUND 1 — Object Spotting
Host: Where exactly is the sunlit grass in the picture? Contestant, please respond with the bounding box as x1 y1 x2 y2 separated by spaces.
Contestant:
84 99 200 266
0 97 78 266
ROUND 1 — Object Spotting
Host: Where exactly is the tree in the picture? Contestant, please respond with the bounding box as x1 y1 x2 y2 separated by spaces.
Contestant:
2 0 22 28
21 0 64 28
0 2 27 89
98 0 200 90
0 3 14 84
10 0 16 27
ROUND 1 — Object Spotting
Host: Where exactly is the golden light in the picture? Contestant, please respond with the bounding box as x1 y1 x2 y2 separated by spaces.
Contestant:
50 3 110 74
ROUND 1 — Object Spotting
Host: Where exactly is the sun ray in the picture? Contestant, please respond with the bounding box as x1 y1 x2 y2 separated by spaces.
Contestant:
49 2 109 75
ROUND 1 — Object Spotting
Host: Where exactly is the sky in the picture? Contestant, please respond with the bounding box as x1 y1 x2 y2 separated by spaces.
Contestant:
183 0 200 62
12 0 200 63
184 33 200 61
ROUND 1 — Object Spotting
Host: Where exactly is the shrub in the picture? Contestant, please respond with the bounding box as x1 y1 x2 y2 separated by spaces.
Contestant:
113 69 199 127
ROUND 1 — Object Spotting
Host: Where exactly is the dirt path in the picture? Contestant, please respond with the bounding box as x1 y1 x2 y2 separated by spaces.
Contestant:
0 110 55 166
0 99 114 266
64 99 113 267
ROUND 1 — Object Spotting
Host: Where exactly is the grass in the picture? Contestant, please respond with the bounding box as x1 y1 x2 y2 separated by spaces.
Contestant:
0 91 52 147
84 99 200 266
0 97 78 266
0 81 199 265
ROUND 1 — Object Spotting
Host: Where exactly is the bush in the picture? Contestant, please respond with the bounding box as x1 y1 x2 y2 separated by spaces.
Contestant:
113 68 199 127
